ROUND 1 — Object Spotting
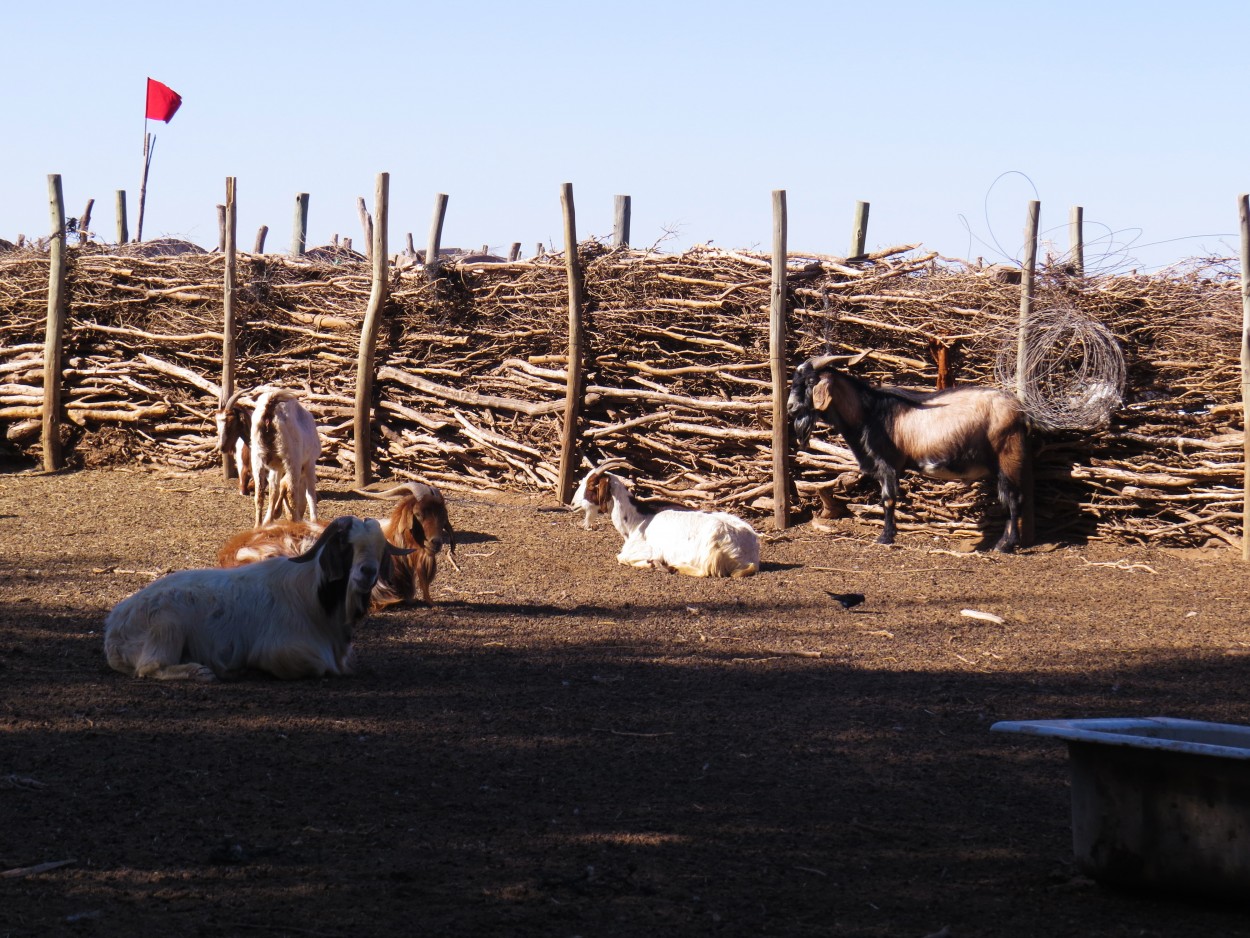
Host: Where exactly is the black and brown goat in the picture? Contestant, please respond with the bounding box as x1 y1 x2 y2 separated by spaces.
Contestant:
217 482 457 607
788 356 1028 551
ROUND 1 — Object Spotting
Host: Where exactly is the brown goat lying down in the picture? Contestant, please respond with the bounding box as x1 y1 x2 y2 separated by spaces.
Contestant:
217 483 456 607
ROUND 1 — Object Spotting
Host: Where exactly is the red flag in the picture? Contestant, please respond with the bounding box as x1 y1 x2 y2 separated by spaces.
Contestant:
145 78 182 123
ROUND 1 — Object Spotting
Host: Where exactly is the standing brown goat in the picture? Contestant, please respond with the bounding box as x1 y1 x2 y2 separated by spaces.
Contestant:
788 356 1028 551
217 482 457 607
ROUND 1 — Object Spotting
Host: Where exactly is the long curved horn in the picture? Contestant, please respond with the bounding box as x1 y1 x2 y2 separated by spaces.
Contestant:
352 482 438 501
219 387 248 413
586 458 631 478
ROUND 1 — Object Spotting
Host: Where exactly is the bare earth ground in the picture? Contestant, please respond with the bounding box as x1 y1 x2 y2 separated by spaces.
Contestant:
2 467 1250 938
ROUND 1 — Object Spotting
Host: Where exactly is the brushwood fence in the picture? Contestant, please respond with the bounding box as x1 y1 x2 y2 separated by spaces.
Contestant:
0 240 1243 548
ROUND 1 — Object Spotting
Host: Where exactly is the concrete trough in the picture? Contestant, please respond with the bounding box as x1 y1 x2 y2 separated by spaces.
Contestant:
991 716 1250 901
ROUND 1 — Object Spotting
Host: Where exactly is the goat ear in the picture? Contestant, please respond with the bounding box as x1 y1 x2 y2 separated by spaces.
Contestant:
319 529 355 582
408 508 427 547
811 375 834 412
592 476 612 511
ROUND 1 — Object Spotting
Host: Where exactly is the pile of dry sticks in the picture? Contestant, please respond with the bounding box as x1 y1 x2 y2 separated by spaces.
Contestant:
0 240 1242 547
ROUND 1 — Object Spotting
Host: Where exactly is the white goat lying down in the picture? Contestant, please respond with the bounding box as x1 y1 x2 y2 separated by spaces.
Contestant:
572 465 760 578
104 516 409 682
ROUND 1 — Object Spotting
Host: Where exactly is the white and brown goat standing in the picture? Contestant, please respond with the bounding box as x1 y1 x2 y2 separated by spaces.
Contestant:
217 387 320 526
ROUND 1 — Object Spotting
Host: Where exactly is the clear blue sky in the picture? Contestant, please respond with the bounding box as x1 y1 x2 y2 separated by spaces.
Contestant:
4 1 1246 272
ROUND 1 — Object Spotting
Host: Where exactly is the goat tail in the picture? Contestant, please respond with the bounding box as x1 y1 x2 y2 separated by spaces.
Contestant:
704 527 761 578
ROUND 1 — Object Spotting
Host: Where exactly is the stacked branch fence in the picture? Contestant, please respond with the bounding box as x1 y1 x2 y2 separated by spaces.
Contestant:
0 239 1244 548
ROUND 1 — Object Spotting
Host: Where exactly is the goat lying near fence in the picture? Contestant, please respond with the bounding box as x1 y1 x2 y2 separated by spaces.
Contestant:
787 355 1028 551
218 387 320 526
104 516 410 682
217 482 457 607
572 464 760 577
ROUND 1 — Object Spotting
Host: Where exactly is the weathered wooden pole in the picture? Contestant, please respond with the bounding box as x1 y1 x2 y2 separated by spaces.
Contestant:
1016 199 1040 546
770 189 792 529
357 196 373 263
426 193 449 270
114 190 129 245
508 242 522 261
1238 193 1250 560
849 200 870 259
556 182 587 504
216 204 227 252
78 199 94 245
222 177 239 479
42 174 69 471
1017 201 1040 398
254 225 268 254
1069 205 1085 278
354 172 390 488
291 192 309 256
613 194 632 248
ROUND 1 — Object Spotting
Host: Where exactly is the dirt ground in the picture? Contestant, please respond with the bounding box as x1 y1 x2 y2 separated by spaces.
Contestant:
2 466 1250 938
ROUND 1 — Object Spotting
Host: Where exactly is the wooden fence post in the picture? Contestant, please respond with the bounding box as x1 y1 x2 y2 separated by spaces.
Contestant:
1016 199 1040 547
358 196 373 263
354 172 390 488
556 182 587 504
508 242 522 261
850 200 870 259
426 193 449 271
216 204 227 252
115 190 129 245
254 225 268 254
613 195 631 248
770 189 792 529
1070 205 1084 278
291 192 309 257
1239 193 1250 560
42 174 68 471
78 199 94 245
222 177 238 479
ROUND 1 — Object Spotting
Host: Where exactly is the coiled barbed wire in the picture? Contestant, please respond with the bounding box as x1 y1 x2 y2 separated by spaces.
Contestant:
995 303 1126 431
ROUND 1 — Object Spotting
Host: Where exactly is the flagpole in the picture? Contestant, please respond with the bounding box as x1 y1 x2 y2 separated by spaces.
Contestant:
136 78 181 244
136 115 151 243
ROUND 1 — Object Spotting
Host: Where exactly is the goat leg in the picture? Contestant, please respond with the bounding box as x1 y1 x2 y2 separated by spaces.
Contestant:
135 661 218 683
877 472 900 545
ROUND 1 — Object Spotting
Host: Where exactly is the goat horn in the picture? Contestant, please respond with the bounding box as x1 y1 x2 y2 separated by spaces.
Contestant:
587 458 630 476
352 482 437 501
219 387 248 412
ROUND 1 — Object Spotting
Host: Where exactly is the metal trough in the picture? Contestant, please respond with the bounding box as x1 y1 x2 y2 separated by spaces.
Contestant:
991 716 1250 901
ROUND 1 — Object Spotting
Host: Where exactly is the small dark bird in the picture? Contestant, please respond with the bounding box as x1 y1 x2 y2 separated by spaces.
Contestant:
827 591 865 610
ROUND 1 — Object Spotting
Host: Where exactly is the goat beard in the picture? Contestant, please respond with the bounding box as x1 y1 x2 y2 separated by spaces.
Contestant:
345 578 376 625
791 409 815 449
